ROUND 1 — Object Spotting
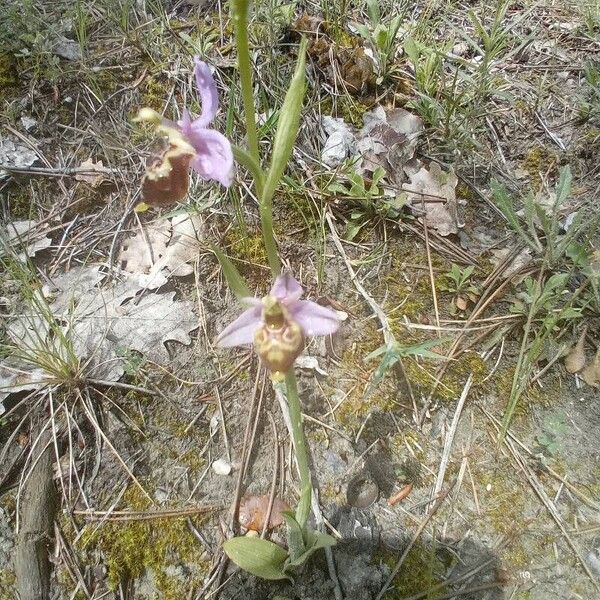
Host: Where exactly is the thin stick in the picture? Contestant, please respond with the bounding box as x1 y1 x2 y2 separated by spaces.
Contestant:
74 505 219 521
421 202 441 335
432 376 473 502
261 412 280 539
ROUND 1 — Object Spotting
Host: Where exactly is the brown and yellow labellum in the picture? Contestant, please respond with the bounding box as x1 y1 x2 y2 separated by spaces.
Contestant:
141 140 194 207
254 297 304 378
135 107 196 208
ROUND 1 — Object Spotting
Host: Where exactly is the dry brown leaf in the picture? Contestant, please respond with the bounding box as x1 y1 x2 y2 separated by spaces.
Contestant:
455 296 469 312
239 495 291 532
565 327 587 374
119 215 203 289
0 136 38 179
1 220 52 261
1 262 198 392
403 161 459 236
581 350 600 388
75 158 111 187
356 106 423 179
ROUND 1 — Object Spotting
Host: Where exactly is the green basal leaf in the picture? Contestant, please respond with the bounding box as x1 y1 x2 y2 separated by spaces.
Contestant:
295 483 312 530
262 38 308 210
282 512 306 562
375 26 388 51
223 537 290 581
404 37 421 65
354 23 371 41
344 219 365 241
328 182 351 195
285 529 336 570
209 243 251 300
366 0 380 24
555 165 572 206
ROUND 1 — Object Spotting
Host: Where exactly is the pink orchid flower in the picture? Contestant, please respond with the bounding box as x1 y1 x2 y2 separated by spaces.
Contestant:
216 273 341 376
136 58 233 206
179 58 233 187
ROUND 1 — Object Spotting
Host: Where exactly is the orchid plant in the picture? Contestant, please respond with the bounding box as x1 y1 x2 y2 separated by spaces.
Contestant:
133 0 338 582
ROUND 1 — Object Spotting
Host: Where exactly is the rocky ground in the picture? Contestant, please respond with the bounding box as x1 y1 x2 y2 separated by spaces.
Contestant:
0 0 599 599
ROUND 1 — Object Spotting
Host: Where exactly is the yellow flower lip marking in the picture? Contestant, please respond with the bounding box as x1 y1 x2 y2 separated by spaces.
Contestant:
255 296 304 375
262 295 286 330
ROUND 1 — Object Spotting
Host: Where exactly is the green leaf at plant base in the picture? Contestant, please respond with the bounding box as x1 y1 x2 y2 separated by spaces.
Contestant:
223 536 290 581
555 165 572 206
209 243 251 300
261 38 308 210
403 37 421 65
282 512 306 562
285 528 336 570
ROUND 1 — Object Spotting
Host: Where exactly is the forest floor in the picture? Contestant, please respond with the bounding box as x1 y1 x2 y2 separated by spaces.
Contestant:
0 1 599 599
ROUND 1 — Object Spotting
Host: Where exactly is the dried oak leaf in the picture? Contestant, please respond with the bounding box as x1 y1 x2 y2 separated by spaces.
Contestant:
239 495 291 532
581 351 600 388
565 327 587 374
356 106 423 179
403 161 459 236
1 264 197 389
69 290 197 380
1 220 52 261
0 136 38 180
0 361 48 408
119 214 203 289
75 158 111 187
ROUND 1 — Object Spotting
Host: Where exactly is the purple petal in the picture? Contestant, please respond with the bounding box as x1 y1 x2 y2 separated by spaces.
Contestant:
288 300 340 337
182 125 234 187
271 273 303 303
193 58 219 128
216 305 263 347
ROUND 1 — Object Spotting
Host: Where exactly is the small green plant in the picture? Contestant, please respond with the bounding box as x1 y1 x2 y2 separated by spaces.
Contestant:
535 413 568 457
501 273 582 437
353 0 406 83
0 252 81 390
224 497 335 580
438 264 480 314
491 166 596 437
492 166 598 270
365 336 450 399
327 166 408 239
403 37 446 99
463 0 512 98
72 0 90 56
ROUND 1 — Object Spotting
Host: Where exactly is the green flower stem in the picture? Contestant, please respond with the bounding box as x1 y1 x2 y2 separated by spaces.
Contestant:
260 204 281 275
284 370 311 528
231 0 260 167
232 145 265 194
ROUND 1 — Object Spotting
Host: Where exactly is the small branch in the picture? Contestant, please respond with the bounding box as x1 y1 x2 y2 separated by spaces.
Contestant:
15 430 58 600
431 376 473 502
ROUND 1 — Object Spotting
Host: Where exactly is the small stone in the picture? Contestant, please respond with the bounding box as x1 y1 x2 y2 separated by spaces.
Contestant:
53 38 82 61
212 458 232 476
20 116 37 132
586 546 600 578
452 42 469 57
154 487 169 503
